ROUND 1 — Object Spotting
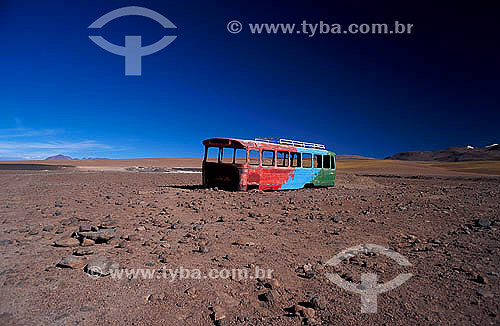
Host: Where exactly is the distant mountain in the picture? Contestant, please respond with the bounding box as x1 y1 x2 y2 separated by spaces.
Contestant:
386 144 500 162
45 154 73 161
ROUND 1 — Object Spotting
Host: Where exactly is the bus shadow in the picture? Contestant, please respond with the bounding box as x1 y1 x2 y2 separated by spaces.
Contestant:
159 185 206 190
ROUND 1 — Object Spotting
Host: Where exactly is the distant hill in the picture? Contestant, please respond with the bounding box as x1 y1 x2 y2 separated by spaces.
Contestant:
336 155 374 160
45 154 73 161
386 144 500 162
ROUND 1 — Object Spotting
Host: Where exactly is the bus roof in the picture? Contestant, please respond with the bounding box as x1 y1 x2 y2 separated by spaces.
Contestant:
202 138 336 155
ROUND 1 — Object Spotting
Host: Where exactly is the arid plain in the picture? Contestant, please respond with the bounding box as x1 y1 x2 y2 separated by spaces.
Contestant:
0 158 499 325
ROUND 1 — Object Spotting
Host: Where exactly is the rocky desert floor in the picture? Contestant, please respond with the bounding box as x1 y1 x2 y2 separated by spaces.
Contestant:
0 159 499 325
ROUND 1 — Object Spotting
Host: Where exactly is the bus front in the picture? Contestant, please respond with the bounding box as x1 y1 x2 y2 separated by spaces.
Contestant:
202 138 248 191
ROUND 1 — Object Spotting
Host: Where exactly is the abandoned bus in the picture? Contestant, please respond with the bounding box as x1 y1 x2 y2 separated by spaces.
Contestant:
202 138 336 191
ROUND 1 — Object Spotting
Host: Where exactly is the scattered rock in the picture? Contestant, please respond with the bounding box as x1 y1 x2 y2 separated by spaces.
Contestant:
311 296 327 310
476 288 494 298
84 257 119 277
73 248 94 256
57 256 87 269
147 293 165 302
81 238 95 247
330 216 341 223
301 307 316 318
264 279 280 289
78 230 115 243
476 274 488 284
125 234 140 241
54 237 79 247
257 291 274 304
476 219 491 228
210 306 226 322
42 225 54 232
0 240 13 246
197 245 209 253
79 224 93 232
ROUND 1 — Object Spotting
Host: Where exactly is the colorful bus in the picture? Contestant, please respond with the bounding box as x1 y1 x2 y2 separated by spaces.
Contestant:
202 138 336 191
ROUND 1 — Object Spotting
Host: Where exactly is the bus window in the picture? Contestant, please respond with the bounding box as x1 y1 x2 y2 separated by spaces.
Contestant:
302 153 312 168
249 150 260 165
314 154 322 168
331 155 336 169
277 151 289 167
262 150 275 166
323 155 330 169
221 147 234 163
206 147 219 162
235 148 247 164
291 152 301 167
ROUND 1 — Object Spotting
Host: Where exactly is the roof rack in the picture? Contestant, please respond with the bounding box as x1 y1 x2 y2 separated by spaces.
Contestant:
254 138 326 149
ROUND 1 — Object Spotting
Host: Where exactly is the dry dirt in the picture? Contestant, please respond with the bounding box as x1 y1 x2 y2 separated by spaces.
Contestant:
0 159 499 325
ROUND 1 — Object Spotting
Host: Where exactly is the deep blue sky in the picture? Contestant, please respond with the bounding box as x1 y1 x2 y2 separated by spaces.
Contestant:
0 0 498 159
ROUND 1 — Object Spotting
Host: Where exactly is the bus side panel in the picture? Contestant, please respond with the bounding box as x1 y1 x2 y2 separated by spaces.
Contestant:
279 167 315 189
310 168 336 186
259 167 296 190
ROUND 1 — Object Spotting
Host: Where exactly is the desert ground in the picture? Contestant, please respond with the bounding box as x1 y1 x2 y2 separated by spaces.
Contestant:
0 158 499 325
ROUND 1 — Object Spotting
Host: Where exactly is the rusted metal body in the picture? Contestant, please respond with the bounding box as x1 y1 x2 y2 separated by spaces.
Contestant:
202 138 336 191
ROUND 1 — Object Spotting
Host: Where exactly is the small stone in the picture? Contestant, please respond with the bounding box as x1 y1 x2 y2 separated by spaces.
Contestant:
28 230 39 236
198 245 209 253
73 248 94 256
43 225 54 232
304 270 315 279
476 288 494 298
257 291 274 304
136 226 146 231
0 240 13 246
147 293 165 302
211 306 226 321
57 256 87 269
80 306 95 312
79 230 114 243
330 216 341 223
293 304 305 315
264 279 280 289
126 234 140 241
84 257 119 277
301 308 315 318
81 238 95 247
55 228 65 234
311 296 327 310
143 240 153 247
476 274 488 284
54 237 79 247
79 224 93 232
476 219 491 228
